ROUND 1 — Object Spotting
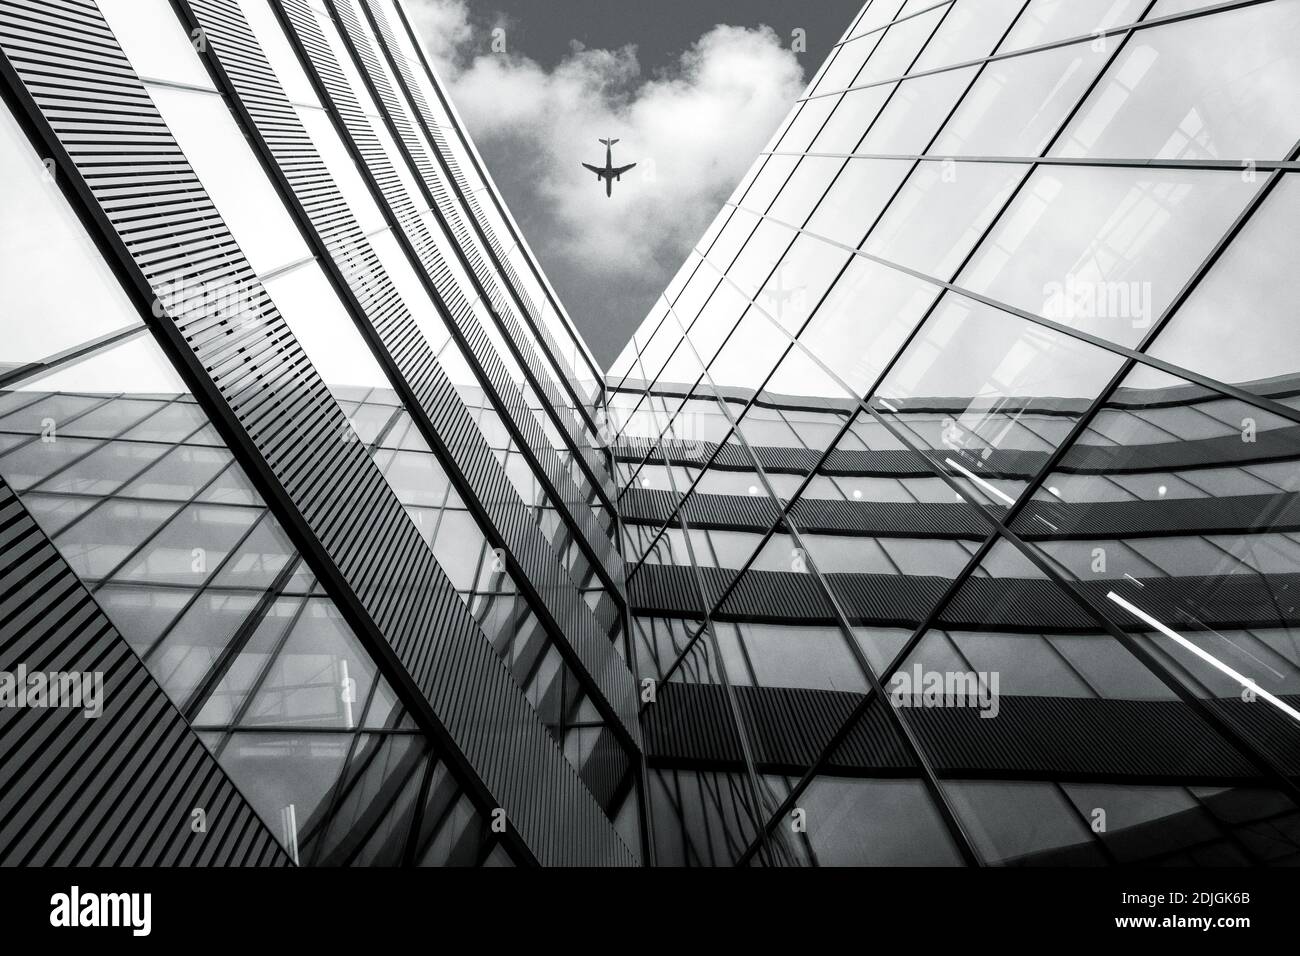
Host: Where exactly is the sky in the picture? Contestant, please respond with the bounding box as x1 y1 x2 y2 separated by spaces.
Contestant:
405 0 864 370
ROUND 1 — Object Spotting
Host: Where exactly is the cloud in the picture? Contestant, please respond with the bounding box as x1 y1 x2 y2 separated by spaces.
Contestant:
402 0 472 67
406 0 805 367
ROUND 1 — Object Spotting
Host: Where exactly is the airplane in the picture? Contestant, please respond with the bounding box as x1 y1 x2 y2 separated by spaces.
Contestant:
582 137 636 197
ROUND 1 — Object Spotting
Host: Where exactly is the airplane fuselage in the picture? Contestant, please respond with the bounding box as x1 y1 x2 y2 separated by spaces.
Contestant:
582 138 636 198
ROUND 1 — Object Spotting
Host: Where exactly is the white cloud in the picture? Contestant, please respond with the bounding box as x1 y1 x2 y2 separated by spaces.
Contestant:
405 0 805 366
403 0 472 68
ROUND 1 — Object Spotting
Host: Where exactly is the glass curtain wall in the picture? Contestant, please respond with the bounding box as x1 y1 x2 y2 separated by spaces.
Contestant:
610 0 1300 866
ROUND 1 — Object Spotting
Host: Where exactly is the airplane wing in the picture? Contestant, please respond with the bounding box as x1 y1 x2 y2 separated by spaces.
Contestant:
582 163 603 174
611 163 637 176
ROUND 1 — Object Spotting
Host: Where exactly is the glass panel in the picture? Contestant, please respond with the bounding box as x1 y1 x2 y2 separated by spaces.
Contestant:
649 768 770 867
759 339 858 407
872 293 1126 507
944 780 1105 864
787 773 964 866
737 154 798 216
706 307 792 394
959 166 1259 347
114 502 260 587
243 597 377 729
797 255 942 400
811 31 881 97
911 0 1023 73
148 590 263 701
307 735 426 866
236 0 323 106
805 158 912 248
857 65 978 154
894 534 1287 864
863 161 1025 279
264 262 393 390
726 218 796 300
212 513 296 588
1145 174 1299 398
654 628 793 864
1011 362 1300 773
809 83 895 153
931 40 1111 157
1000 0 1147 54
669 266 723 334
97 0 216 88
1053 2 1300 161
774 95 840 153
705 209 760 274
754 234 854 336
295 104 387 233
1060 783 1282 865
845 0 907 41
148 86 312 276
217 732 352 851
718 618 868 700
853 3 948 86
683 280 754 371
767 157 844 227
118 445 231 501
0 104 144 367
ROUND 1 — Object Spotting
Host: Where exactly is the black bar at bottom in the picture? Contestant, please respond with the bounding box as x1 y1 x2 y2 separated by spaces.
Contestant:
0 865 1285 942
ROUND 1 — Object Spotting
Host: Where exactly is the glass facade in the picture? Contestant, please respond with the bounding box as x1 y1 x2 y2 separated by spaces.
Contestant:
1 0 1298 868
0 0 634 867
610 0 1300 866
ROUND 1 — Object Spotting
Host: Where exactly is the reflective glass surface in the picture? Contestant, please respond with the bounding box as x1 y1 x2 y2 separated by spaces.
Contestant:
612 0 1300 865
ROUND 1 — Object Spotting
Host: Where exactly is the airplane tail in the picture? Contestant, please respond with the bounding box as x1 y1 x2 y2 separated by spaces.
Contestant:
599 137 619 147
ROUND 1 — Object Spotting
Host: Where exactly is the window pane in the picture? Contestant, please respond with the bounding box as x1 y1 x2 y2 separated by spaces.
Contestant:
806 158 912 248
775 94 840 153
264 262 392 390
811 31 881 96
295 104 387 233
97 0 216 89
864 161 1025 278
872 294 1125 506
790 775 964 866
0 105 144 365
798 255 942 398
809 83 895 153
1053 2 1300 161
236 0 323 106
768 157 844 227
755 234 853 336
854 4 949 86
1145 174 1299 396
858 65 978 154
149 86 311 276
931 41 1110 157
958 166 1259 347
911 0 1023 73
845 0 907 41
1000 0 1147 54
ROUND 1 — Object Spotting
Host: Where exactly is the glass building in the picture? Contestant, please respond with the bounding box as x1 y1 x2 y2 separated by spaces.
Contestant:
607 0 1300 866
0 0 1298 868
0 0 634 867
